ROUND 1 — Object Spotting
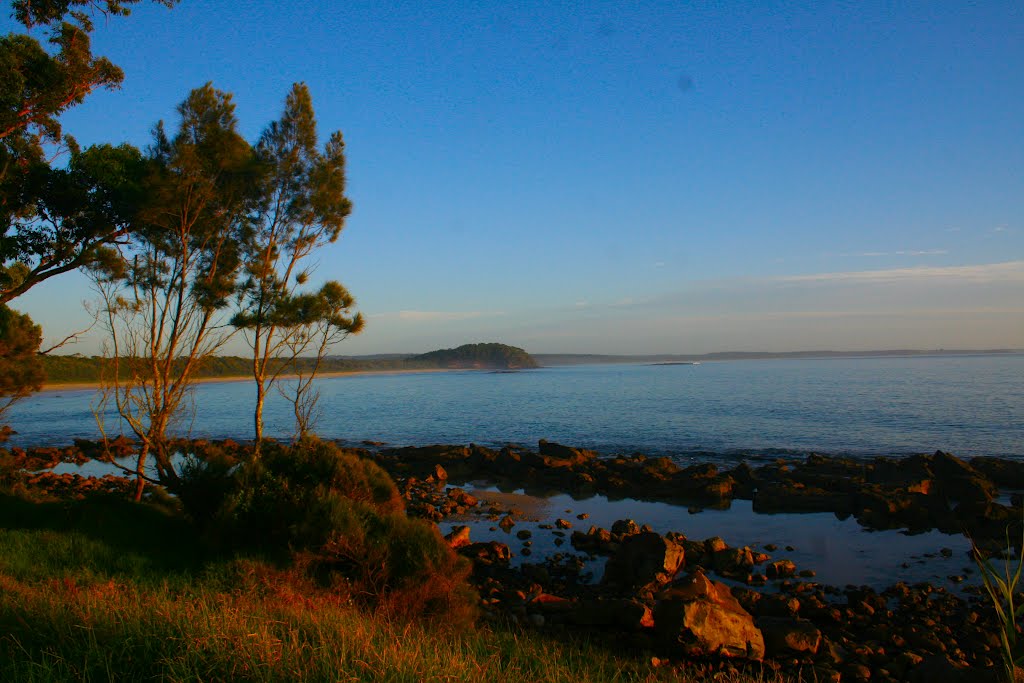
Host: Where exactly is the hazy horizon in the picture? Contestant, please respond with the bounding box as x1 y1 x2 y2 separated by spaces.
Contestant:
5 2 1022 356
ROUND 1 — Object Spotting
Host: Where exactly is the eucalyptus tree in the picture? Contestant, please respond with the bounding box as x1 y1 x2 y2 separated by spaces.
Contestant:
1 0 178 303
97 84 256 499
232 83 363 446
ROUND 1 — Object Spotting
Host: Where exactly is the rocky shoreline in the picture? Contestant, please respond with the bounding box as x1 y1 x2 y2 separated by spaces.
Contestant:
377 440 1018 682
6 438 1020 681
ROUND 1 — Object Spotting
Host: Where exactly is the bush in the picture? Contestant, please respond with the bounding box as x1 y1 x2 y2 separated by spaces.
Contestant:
201 437 475 624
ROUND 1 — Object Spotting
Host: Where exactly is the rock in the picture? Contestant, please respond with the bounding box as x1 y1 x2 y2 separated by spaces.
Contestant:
713 546 755 577
603 532 686 588
459 541 511 566
611 519 641 537
653 571 765 660
516 529 532 540
766 559 797 579
444 525 472 549
756 616 821 656
537 439 597 465
432 464 448 480
448 488 478 507
555 518 572 529
499 515 515 531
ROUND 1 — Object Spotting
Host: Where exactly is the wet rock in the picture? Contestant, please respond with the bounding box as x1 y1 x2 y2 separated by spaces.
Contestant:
603 532 686 589
653 571 765 660
766 559 797 580
713 546 755 578
499 515 515 531
555 518 572 529
516 529 532 540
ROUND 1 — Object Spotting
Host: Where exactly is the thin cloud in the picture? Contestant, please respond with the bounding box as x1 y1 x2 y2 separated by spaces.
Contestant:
777 261 1024 285
372 310 503 322
855 249 948 257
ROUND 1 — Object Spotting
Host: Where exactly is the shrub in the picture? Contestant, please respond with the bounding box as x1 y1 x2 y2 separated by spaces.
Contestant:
203 437 475 623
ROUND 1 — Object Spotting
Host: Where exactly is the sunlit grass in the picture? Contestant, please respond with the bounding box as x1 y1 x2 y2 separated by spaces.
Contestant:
0 495 793 682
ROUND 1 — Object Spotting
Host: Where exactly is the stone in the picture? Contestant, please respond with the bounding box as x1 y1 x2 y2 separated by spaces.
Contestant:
433 464 448 480
603 532 686 588
444 525 471 549
499 515 515 531
756 616 822 656
459 541 511 566
766 559 797 579
611 519 641 537
555 518 572 529
653 571 765 660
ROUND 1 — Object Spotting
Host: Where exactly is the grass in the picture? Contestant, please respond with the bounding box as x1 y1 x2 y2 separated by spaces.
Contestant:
0 493 795 683
973 521 1024 683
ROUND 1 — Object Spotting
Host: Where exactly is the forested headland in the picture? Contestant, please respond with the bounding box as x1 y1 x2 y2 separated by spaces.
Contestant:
41 342 539 384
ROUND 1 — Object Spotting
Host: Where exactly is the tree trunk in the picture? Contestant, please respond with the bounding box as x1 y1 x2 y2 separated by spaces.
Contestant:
254 379 266 452
134 442 150 502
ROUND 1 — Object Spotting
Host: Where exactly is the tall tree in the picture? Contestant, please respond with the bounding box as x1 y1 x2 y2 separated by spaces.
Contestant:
232 83 363 446
1 0 177 303
96 83 254 499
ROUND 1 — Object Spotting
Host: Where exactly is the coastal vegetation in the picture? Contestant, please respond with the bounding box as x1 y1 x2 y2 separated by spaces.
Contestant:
38 342 538 385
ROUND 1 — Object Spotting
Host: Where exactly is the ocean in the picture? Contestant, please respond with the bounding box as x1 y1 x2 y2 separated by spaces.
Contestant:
10 353 1024 463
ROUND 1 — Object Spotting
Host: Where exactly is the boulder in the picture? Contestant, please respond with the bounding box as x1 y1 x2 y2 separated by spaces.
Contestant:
603 532 686 588
756 616 821 656
653 571 765 660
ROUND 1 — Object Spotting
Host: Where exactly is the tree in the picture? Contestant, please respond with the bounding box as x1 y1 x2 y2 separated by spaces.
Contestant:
96 83 255 500
0 303 44 429
232 83 363 447
1 0 177 303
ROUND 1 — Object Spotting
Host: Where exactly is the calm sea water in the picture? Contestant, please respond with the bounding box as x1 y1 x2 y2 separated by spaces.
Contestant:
10 354 1023 464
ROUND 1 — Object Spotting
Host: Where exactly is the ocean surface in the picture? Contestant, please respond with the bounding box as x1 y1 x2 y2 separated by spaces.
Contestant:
10 353 1024 464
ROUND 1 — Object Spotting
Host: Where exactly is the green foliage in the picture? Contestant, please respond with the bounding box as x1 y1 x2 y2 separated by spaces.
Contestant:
413 342 539 369
232 82 363 442
205 438 403 551
0 303 44 421
973 523 1024 682
1 0 177 304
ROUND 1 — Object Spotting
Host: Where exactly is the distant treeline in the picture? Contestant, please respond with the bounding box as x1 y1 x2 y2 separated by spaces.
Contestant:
41 343 538 384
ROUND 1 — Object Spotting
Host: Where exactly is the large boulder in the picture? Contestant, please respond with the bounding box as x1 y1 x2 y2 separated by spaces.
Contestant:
653 571 765 660
603 532 686 588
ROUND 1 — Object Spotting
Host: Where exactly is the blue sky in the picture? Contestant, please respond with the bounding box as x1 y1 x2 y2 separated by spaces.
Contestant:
7 1 1023 354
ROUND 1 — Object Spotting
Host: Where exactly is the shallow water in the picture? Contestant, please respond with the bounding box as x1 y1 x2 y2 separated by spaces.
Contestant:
439 486 976 591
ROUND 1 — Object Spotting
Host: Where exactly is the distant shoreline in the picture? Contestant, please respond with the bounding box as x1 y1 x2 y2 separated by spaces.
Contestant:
40 367 463 393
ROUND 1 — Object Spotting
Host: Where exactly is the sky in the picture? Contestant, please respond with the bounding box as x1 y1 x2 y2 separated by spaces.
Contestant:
6 0 1023 355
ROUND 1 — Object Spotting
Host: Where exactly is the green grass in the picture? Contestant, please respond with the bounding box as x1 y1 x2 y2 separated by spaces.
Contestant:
972 522 1024 683
0 495 792 683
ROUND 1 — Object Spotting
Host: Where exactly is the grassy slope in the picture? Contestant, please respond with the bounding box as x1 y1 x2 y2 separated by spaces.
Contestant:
0 495 787 683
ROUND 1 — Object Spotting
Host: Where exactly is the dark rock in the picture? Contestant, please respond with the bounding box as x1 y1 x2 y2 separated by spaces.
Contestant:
564 598 654 630
603 532 685 588
756 616 821 656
